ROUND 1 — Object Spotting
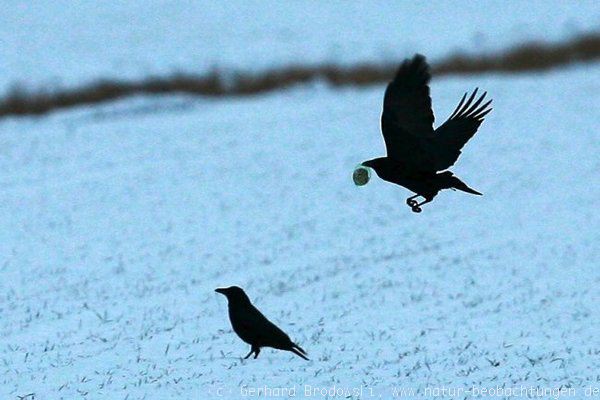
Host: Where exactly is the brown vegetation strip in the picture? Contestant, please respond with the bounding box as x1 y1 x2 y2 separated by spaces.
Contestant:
1 32 598 118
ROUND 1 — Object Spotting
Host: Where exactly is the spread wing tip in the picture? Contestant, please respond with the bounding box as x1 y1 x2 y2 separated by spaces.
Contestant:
392 54 431 85
450 89 492 122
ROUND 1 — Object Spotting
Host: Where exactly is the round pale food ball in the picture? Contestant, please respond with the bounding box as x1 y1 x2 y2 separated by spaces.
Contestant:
353 166 370 186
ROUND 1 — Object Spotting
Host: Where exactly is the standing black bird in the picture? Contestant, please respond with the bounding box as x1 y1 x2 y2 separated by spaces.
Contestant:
215 286 309 360
354 54 492 212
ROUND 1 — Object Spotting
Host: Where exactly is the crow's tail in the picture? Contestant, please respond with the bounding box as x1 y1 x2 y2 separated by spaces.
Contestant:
452 178 482 195
290 343 309 360
441 172 482 196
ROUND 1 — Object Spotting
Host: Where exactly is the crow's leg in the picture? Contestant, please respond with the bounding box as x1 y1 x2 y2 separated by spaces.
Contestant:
243 348 254 359
406 195 420 207
411 198 432 213
253 346 261 359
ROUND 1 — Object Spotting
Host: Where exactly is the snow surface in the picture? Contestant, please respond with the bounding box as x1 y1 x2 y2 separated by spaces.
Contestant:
0 64 598 398
1 0 599 93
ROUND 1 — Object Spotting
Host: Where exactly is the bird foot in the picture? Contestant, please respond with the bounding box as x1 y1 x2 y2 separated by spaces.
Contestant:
411 206 422 213
406 198 418 207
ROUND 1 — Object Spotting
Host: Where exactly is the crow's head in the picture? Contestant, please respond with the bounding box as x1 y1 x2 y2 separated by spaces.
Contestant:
215 286 251 303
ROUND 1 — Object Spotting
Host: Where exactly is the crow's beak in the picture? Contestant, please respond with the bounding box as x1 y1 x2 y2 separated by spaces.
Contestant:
215 288 227 295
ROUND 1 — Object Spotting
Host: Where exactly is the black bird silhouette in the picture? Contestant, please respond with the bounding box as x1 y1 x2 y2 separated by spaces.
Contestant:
355 54 492 212
215 286 309 360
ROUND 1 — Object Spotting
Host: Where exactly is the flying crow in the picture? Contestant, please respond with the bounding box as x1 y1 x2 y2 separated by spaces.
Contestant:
354 54 492 212
215 286 309 360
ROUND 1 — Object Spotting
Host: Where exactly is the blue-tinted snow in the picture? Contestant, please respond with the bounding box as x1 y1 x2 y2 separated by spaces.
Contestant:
0 64 598 398
0 0 599 92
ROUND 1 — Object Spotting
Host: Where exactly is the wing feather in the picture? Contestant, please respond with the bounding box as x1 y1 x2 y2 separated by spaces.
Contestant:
378 55 492 172
380 54 436 169
432 90 492 170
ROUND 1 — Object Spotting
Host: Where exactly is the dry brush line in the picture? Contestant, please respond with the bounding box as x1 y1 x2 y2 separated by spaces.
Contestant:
1 32 598 118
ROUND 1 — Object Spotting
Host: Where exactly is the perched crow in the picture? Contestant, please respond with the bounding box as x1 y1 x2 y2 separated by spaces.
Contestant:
215 286 309 360
354 54 492 212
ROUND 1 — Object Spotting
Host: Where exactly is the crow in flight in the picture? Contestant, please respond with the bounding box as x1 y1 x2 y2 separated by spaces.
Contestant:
215 286 309 360
354 54 492 212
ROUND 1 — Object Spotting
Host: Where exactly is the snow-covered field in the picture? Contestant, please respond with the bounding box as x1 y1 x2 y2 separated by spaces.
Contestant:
1 2 600 399
0 63 598 398
1 0 599 92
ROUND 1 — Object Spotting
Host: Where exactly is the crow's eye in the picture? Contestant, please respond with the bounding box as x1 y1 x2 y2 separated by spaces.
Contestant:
353 166 370 186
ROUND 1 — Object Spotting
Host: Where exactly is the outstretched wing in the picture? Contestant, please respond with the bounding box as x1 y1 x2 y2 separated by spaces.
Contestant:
381 54 436 169
432 89 492 170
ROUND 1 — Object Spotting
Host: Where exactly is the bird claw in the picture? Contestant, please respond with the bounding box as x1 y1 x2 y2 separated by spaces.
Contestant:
406 198 418 207
411 206 422 213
